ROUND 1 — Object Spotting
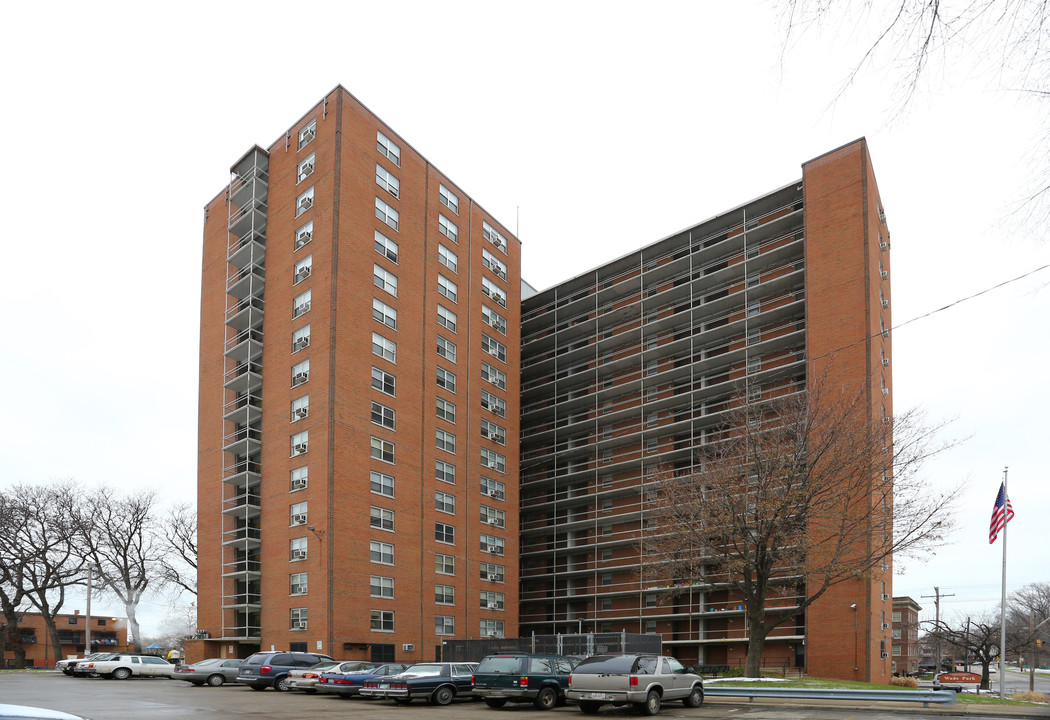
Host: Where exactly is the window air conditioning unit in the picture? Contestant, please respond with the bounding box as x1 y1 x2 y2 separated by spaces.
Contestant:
293 513 308 524
297 302 311 314
880 241 889 250
882 388 890 395
491 489 505 500
293 372 309 384
291 478 308 490
402 643 414 652
487 602 499 609
295 407 308 418
882 623 890 630
487 518 501 526
301 128 315 143
881 299 889 309
292 584 306 594
881 358 890 367
882 417 892 425
292 620 307 630
881 651 889 658
881 329 890 338
880 270 888 279
294 337 310 349
292 549 307 560
293 443 308 454
301 162 314 175
882 594 890 601
300 197 313 211
493 574 504 582
296 267 311 279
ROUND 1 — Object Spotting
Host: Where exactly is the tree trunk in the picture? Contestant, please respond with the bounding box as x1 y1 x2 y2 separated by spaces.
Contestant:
45 616 63 667
744 607 768 677
125 601 143 652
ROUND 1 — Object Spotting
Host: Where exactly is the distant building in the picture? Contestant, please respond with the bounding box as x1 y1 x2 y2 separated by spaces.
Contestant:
1 610 131 667
891 596 922 674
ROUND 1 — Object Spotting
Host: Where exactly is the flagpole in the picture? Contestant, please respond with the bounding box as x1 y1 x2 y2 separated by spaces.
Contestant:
999 466 1008 695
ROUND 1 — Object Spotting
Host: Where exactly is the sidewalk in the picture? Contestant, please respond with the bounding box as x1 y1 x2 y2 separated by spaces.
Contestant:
705 694 1050 718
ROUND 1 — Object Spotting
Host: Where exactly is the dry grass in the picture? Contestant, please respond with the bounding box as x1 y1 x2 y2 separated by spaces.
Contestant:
1012 690 1049 703
889 676 919 688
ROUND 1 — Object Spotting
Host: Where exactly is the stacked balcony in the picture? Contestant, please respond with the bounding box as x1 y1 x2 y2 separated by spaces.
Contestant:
220 147 268 642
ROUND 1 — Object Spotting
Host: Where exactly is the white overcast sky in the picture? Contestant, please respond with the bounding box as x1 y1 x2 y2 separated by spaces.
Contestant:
1 1 1046 634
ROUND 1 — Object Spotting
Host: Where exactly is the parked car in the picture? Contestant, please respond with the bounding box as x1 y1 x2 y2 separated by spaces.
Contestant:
285 660 343 693
57 652 111 676
236 651 333 691
171 658 243 686
472 652 578 710
359 662 478 705
315 661 409 697
0 704 91 720
567 654 703 715
79 653 176 680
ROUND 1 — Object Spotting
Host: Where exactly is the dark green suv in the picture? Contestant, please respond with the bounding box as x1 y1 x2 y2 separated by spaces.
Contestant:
472 653 578 710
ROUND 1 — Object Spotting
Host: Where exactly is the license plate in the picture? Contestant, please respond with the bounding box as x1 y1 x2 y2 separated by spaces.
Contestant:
243 670 253 675
380 683 390 688
587 693 610 700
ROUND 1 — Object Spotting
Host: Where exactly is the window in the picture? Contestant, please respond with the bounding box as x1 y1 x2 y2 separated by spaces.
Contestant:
436 335 457 362
438 214 458 242
372 298 397 329
480 619 505 637
480 476 505 500
435 491 455 514
376 131 400 166
293 290 311 318
291 395 309 422
290 501 308 526
371 366 395 396
370 575 394 598
482 305 507 334
480 419 505 445
646 594 657 607
480 390 505 417
482 249 507 280
892 612 902 623
374 231 398 263
439 184 459 214
602 574 613 586
481 591 505 610
436 367 456 393
435 553 455 575
435 522 455 544
292 325 310 353
291 430 309 456
436 398 456 423
437 274 458 303
370 470 394 497
436 460 456 484
372 333 396 363
291 607 308 630
480 534 505 555
645 620 657 634
482 277 506 307
298 119 316 149
482 220 507 253
370 436 394 463
297 154 315 183
290 466 308 491
290 537 307 561
436 616 455 635
481 362 506 389
435 584 455 604
370 506 394 532
747 355 761 374
482 334 507 362
481 505 505 528
375 197 399 231
437 305 457 333
480 562 505 582
436 429 456 453
371 610 394 632
375 164 399 197
373 264 398 296
290 572 307 595
295 220 313 250
481 449 506 472
747 301 760 317
371 401 395 429
370 540 393 565
294 255 312 284
438 244 458 273
601 598 612 611
296 187 314 216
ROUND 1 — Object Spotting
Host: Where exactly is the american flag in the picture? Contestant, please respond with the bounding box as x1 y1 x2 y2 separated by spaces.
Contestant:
988 482 1015 544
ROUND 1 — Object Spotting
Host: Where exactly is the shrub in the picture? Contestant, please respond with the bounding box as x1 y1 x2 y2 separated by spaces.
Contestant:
889 676 919 688
722 667 747 678
1012 691 1049 703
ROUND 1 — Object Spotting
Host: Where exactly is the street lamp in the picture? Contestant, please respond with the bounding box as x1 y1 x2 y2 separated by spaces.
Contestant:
850 604 858 674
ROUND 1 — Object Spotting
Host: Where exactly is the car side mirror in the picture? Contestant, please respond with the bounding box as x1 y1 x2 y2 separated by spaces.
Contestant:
685 668 695 674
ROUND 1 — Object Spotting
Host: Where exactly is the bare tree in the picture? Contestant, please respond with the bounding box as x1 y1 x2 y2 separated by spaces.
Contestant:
72 488 169 652
0 492 30 669
928 612 1002 689
159 503 197 597
1008 582 1050 681
641 378 958 676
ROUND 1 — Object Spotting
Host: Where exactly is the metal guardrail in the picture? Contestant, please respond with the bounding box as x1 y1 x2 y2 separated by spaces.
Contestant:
704 687 958 707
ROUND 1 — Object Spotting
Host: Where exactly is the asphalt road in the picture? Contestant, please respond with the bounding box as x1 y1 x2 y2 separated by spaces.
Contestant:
0 671 1046 720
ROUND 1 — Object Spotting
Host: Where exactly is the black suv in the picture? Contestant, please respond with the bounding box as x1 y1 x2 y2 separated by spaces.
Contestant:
236 651 333 691
472 653 578 710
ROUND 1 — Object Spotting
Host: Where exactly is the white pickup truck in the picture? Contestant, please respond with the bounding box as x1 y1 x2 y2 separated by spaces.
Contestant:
80 654 175 680
567 654 704 716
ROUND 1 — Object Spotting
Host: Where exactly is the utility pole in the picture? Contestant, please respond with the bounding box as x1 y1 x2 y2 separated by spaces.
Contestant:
922 586 955 672
85 566 92 656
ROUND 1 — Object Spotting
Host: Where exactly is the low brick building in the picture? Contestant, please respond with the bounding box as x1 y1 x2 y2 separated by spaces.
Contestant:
1 610 131 668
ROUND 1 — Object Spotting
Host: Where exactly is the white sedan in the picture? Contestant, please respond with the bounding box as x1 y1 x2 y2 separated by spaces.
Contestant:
80 654 175 680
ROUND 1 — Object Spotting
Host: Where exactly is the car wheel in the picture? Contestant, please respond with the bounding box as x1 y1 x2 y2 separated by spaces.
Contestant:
534 687 558 710
274 676 291 692
484 698 508 708
683 685 703 708
431 685 455 705
638 690 661 716
579 700 602 714
88 672 100 678
393 698 412 705
206 674 225 687
249 684 266 691
112 668 131 680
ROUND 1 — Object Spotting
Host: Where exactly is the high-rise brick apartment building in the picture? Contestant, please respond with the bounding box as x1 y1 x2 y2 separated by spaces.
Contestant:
194 86 521 663
194 85 892 681
517 140 893 681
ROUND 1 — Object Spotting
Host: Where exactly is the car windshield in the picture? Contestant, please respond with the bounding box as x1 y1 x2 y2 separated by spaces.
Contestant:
308 661 340 670
403 663 445 676
476 657 521 673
